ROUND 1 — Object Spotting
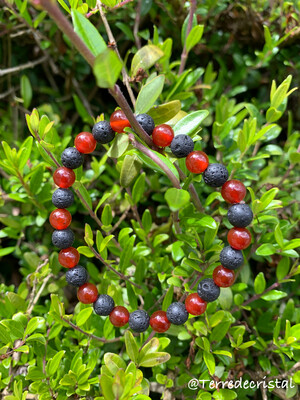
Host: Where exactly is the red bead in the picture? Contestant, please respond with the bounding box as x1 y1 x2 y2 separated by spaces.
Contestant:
109 306 130 327
49 209 72 230
152 124 174 147
74 132 97 154
227 227 252 250
53 167 76 188
185 293 207 315
77 283 98 304
221 180 246 204
185 151 209 174
110 110 131 133
149 310 171 333
58 247 80 268
213 265 235 287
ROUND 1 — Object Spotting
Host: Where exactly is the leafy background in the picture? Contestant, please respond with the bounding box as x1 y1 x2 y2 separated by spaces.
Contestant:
0 0 299 399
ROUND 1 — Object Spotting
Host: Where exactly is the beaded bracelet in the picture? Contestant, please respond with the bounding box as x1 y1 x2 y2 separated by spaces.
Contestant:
49 109 253 334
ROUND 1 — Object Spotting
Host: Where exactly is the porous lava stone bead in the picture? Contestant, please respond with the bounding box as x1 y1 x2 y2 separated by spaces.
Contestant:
61 147 84 169
93 294 115 316
52 188 74 209
219 246 244 270
170 134 194 158
203 163 228 187
166 302 189 325
136 113 155 136
52 228 75 249
66 265 88 286
92 120 115 144
197 278 220 302
227 203 253 228
128 310 150 332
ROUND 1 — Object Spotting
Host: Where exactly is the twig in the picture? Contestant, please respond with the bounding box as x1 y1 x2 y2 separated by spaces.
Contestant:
133 0 142 49
0 55 48 77
27 274 54 315
178 0 197 75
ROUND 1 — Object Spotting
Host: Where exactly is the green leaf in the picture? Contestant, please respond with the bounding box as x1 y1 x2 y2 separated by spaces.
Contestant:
131 45 164 77
30 165 44 193
271 75 292 109
84 223 94 247
186 25 204 52
173 110 209 136
261 290 287 301
24 317 44 337
77 246 94 258
135 75 165 114
46 350 65 376
17 136 33 171
266 107 282 123
100 0 119 7
274 223 284 249
138 352 170 367
125 330 139 364
165 188 190 212
120 154 142 187
99 374 114 400
135 149 179 180
203 351 215 375
254 272 266 294
162 285 174 311
126 281 137 310
93 49 123 89
107 134 129 158
284 239 300 250
256 243 277 256
71 9 106 57
95 193 112 214
99 235 114 252
0 247 15 257
147 100 181 125
76 307 93 327
101 204 113 226
260 187 279 210
21 75 32 109
132 172 146 204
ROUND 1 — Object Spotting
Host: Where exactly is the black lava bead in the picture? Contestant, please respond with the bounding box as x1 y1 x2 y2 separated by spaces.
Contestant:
93 294 115 316
170 134 194 158
203 163 229 187
227 203 253 228
66 265 88 287
197 278 220 302
61 147 84 169
52 228 75 249
136 113 155 136
128 310 150 332
166 302 189 325
92 120 115 144
52 188 74 208
220 246 244 270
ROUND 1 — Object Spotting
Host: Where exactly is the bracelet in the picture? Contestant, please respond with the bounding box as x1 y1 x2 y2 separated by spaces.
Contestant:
49 109 253 334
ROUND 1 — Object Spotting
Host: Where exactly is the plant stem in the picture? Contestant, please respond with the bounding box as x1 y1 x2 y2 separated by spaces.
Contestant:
178 0 197 75
139 330 155 351
172 211 182 234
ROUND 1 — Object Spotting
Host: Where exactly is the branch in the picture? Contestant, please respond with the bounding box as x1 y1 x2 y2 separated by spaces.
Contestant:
0 55 48 77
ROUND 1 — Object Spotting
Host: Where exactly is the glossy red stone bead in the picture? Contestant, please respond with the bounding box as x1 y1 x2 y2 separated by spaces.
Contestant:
221 179 246 204
227 227 252 250
149 310 171 333
109 306 130 327
49 208 72 230
185 151 209 174
58 247 80 268
152 124 174 147
53 167 76 188
77 283 98 304
185 293 207 315
213 265 235 287
75 132 97 154
110 110 131 133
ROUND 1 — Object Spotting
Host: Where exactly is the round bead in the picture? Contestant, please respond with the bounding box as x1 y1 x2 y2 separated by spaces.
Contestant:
197 278 220 303
49 209 72 230
149 310 171 333
221 179 246 204
66 265 88 286
53 167 75 188
219 246 244 270
185 293 207 316
136 113 155 136
213 265 235 287
61 147 84 169
110 110 131 133
52 228 74 249
93 294 115 316
52 188 74 209
166 302 189 325
74 132 97 154
170 134 194 158
227 203 253 228
128 310 150 333
152 124 174 147
227 227 252 250
109 306 130 327
92 120 115 144
185 150 209 173
77 283 98 304
58 247 80 268
203 163 228 187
